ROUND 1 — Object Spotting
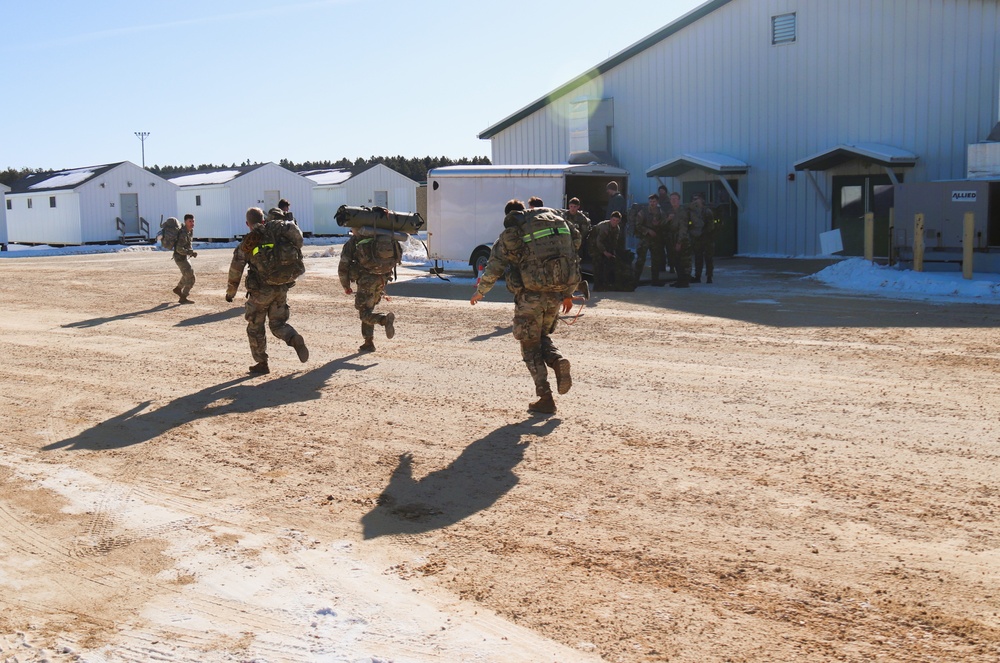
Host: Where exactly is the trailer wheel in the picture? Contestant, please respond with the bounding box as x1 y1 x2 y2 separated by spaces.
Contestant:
470 247 491 276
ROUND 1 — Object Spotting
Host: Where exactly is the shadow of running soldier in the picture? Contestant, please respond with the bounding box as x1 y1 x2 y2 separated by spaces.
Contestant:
43 355 371 452
360 417 560 539
226 207 309 375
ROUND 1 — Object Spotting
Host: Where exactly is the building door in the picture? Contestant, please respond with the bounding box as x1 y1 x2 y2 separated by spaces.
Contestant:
119 193 139 234
682 180 739 257
374 190 388 207
832 175 896 257
263 190 281 212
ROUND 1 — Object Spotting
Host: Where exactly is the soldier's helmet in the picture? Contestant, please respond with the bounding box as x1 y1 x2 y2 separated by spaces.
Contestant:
266 207 285 221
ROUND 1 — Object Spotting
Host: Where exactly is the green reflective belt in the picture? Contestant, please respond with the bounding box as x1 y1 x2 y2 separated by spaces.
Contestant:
522 227 569 243
357 238 373 245
252 243 274 256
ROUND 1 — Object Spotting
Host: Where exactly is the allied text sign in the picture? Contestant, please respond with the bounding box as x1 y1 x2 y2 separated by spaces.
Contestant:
952 191 977 202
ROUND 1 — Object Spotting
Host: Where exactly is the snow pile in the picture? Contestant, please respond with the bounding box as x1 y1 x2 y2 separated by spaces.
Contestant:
807 258 1000 303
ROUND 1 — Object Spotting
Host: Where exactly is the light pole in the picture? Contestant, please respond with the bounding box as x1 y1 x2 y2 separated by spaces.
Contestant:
134 131 150 168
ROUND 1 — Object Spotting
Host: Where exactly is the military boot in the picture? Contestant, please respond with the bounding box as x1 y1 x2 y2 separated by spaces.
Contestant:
172 286 183 297
528 393 556 414
179 296 194 304
553 358 572 395
383 312 395 339
290 334 309 363
249 361 270 375
359 339 376 353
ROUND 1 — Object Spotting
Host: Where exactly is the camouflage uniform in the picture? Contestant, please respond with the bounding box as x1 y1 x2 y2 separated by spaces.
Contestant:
564 209 591 259
226 219 305 364
606 192 628 251
476 208 581 398
633 205 667 284
590 219 621 291
338 235 402 342
688 204 717 283
172 226 196 298
667 206 693 287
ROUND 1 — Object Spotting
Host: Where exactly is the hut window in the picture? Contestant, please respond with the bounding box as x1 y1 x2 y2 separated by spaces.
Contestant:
772 13 796 45
195 195 202 206
49 196 57 208
5 200 10 210
27 198 33 209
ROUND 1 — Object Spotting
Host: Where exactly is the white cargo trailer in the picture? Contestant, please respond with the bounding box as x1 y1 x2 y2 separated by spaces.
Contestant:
425 164 629 272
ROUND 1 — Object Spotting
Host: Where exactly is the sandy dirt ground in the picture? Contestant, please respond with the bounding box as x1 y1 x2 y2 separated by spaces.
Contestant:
1 245 999 663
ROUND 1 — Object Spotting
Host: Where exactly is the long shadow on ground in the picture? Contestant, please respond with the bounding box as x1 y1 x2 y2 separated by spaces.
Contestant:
61 302 178 328
43 354 372 452
361 417 560 539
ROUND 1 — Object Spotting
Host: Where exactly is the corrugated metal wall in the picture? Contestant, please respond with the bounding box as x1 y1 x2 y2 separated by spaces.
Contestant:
488 0 1000 255
178 188 233 239
6 192 82 244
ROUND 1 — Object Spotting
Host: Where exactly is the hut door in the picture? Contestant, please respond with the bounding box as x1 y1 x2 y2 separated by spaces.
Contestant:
119 193 139 234
374 190 388 207
264 190 280 212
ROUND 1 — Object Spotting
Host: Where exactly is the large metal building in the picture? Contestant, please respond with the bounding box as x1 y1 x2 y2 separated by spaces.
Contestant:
478 0 1000 257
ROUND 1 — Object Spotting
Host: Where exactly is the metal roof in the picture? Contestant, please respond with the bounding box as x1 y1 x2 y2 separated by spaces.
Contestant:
478 0 734 140
646 152 748 178
167 163 270 188
8 162 124 194
428 164 629 179
793 143 918 171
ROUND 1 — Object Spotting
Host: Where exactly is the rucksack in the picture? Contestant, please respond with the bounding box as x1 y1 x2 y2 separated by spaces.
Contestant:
249 221 305 286
516 208 581 293
355 234 401 276
159 217 181 251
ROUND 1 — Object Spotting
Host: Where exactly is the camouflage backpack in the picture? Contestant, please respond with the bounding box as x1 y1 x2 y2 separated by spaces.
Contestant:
249 220 305 286
355 233 401 276
159 217 181 251
516 208 580 293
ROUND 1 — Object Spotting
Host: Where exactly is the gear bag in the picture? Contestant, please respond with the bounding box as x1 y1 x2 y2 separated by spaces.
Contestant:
159 217 181 251
249 221 305 286
355 233 401 276
516 208 581 293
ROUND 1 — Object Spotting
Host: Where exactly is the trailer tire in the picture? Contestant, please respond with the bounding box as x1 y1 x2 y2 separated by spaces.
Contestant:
470 246 491 276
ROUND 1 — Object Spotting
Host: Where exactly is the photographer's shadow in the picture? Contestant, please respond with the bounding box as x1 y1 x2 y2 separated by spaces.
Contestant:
361 417 560 539
44 354 371 452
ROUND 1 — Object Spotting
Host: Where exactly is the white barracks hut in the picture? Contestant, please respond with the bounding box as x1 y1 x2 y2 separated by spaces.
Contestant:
5 162 178 245
478 0 1000 257
303 164 420 235
168 162 315 240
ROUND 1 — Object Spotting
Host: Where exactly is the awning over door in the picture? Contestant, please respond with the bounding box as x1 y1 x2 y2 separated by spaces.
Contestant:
646 152 747 210
793 143 917 171
645 152 749 178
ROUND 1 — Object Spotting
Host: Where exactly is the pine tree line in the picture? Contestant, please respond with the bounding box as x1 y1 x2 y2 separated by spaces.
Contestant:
1 155 491 187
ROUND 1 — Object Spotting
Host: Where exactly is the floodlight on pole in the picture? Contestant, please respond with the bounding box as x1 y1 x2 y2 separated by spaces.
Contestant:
134 131 150 168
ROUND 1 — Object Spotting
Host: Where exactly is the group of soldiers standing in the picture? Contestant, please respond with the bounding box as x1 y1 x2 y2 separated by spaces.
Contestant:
590 181 720 291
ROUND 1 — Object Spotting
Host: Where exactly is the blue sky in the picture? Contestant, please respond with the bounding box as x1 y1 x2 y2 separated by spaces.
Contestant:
1 0 704 171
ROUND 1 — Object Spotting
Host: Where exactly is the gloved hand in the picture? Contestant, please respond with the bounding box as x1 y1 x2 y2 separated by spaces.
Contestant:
191 251 198 258
225 293 234 303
